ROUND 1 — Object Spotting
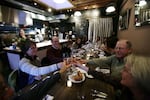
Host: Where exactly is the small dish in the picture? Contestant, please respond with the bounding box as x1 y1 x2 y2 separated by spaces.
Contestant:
68 73 85 83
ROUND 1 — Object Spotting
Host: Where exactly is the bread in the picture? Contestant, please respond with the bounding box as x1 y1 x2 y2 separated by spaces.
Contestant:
73 71 83 81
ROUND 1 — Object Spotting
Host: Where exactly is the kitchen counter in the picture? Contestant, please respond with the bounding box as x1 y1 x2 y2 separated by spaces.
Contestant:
36 39 68 49
3 39 68 51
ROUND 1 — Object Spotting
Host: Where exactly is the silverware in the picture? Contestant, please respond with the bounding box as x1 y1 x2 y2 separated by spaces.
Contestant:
91 89 108 96
91 93 107 99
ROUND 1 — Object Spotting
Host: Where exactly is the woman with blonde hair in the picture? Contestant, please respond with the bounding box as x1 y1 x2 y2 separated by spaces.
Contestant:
121 54 150 100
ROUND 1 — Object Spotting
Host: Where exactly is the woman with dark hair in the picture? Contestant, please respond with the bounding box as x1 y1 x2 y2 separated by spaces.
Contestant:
18 40 67 90
18 29 27 40
72 37 82 49
101 36 118 56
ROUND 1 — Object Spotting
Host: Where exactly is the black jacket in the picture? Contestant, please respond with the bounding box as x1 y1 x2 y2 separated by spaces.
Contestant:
12 72 60 100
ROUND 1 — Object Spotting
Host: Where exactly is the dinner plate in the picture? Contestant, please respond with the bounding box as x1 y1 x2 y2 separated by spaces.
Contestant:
68 73 85 83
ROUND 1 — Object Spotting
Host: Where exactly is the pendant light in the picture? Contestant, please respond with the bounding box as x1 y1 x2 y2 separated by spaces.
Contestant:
139 0 147 7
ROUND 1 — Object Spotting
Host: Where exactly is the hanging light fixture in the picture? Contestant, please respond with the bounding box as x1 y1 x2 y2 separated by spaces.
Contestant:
139 0 147 7
74 11 82 16
106 6 116 13
53 0 66 4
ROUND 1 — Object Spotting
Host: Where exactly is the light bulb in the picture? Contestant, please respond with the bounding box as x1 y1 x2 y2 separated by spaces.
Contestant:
139 0 147 7
74 11 82 16
106 6 116 13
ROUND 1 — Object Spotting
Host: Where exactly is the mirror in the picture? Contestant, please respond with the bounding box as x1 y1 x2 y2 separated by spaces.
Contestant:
135 0 150 27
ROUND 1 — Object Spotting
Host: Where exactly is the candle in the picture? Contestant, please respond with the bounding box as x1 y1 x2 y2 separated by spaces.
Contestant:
86 53 90 60
87 53 90 57
82 64 86 66
67 80 72 87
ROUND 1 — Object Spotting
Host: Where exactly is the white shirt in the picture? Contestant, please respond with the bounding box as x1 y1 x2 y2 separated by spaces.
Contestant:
19 58 61 76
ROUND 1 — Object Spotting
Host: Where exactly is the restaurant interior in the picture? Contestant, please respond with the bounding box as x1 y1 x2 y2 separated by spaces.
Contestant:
0 0 150 99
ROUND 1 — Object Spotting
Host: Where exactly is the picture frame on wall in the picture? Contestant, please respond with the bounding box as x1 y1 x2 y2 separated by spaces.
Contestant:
119 9 131 30
135 1 150 27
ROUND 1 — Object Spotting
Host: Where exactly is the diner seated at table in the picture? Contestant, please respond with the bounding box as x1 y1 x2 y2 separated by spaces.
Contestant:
0 62 69 100
17 39 66 90
45 36 63 65
62 41 72 57
94 36 102 48
72 37 83 49
73 39 132 89
101 36 118 56
119 54 150 100
18 28 27 40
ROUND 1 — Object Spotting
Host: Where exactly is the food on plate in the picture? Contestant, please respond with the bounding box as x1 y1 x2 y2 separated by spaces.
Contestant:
72 71 83 81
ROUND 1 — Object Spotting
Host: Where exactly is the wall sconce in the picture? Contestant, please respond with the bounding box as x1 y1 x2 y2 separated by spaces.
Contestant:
106 6 116 13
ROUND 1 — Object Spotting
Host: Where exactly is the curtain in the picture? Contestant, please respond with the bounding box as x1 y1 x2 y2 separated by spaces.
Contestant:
88 18 113 43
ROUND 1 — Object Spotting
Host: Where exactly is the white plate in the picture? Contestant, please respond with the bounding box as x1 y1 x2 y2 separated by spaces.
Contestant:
68 73 85 83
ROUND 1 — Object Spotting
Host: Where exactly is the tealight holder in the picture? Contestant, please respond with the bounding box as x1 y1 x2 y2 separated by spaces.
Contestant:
67 80 72 87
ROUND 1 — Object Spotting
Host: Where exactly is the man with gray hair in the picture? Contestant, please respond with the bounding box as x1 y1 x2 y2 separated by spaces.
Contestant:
74 39 132 88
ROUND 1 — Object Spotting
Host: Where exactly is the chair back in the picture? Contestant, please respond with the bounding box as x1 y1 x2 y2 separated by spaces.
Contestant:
7 52 20 70
8 70 18 91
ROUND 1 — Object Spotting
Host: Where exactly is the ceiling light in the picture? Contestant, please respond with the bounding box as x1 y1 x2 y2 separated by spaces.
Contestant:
139 0 147 7
53 0 66 4
106 6 116 13
34 2 37 5
74 11 82 16
39 0 73 10
48 8 52 12
92 9 99 17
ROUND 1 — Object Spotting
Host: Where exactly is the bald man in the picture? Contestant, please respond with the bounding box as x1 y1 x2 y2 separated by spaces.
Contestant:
74 39 132 89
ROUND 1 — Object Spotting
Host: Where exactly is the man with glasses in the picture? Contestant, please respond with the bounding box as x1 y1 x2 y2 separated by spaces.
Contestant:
74 39 132 88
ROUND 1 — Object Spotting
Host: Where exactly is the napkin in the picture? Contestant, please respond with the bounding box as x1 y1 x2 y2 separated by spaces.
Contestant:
42 94 54 100
95 67 110 74
94 98 105 100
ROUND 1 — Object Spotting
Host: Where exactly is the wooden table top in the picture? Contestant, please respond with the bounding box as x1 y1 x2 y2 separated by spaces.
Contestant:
48 72 115 100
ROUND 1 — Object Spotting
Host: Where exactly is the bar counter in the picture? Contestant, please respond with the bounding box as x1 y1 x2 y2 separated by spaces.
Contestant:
3 39 68 51
36 39 68 49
